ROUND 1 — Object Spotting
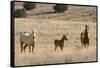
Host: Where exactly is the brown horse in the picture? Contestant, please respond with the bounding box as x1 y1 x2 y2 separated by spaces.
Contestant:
20 30 36 53
54 34 68 51
80 25 89 48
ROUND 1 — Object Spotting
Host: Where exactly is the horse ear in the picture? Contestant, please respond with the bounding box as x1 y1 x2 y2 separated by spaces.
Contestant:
85 25 89 30
85 25 89 27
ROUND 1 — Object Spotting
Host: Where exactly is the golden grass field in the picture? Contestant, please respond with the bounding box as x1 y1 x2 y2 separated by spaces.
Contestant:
14 2 97 66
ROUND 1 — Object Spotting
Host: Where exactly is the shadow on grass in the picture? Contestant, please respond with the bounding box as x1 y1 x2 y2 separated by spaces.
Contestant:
29 11 57 16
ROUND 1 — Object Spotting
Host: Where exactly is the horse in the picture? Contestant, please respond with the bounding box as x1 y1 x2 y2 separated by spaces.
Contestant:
54 34 68 51
80 25 89 48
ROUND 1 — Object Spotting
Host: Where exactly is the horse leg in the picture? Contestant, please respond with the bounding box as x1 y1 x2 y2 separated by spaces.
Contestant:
54 41 57 51
24 44 28 52
29 45 31 53
62 47 63 51
20 42 23 53
61 47 63 51
55 45 57 51
60 46 63 51
88 43 89 47
85 43 89 48
87 41 89 47
32 44 34 52
60 46 62 51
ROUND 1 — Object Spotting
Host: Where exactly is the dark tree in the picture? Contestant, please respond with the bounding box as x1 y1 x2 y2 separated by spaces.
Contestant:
53 4 68 13
14 9 27 18
23 2 36 10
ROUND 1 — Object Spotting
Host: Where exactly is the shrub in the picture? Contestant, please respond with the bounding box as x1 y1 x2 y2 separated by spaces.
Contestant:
53 4 68 13
14 9 27 18
23 2 36 10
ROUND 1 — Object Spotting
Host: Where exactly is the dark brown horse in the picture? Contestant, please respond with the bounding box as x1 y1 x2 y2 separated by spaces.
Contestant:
54 34 68 51
80 25 89 48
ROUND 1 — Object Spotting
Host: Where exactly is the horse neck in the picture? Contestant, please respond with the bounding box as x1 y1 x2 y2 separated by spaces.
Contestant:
84 28 88 37
85 28 88 32
60 37 65 42
27 32 35 39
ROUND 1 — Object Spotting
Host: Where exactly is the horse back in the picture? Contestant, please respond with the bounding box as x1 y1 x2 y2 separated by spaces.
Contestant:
54 39 59 45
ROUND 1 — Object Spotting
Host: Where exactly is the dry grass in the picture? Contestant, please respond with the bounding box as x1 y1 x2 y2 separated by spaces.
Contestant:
14 2 97 66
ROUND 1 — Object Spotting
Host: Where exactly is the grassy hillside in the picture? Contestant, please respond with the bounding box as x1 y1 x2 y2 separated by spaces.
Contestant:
14 2 97 66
